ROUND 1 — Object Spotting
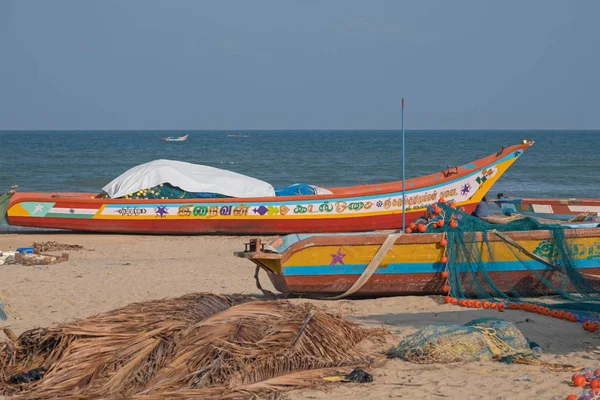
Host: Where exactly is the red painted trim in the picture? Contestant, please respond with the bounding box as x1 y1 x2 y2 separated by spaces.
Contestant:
269 269 600 296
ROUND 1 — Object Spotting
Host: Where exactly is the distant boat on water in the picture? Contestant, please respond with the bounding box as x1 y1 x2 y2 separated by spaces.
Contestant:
227 134 248 138
161 134 189 142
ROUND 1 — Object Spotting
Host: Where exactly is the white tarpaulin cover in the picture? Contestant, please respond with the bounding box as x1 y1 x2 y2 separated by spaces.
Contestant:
102 160 276 199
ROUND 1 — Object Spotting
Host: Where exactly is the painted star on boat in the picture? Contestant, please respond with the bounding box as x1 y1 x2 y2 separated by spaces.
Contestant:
155 205 169 218
32 204 45 214
460 183 471 196
329 248 346 266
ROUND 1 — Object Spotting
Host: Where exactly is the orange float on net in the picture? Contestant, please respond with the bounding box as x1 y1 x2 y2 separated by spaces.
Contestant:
418 224 427 233
498 303 506 310
573 374 587 387
449 202 457 209
405 227 412 233
482 301 491 309
442 284 451 293
445 296 452 304
439 239 448 247
439 197 446 203
441 256 448 263
467 300 475 308
434 207 442 215
551 310 560 318
449 220 458 228
409 222 417 230
459 299 468 307
437 219 445 227
441 270 449 278
474 301 482 308
583 321 591 331
566 394 577 400
589 322 599 332
450 297 458 305
490 302 498 309
592 379 600 390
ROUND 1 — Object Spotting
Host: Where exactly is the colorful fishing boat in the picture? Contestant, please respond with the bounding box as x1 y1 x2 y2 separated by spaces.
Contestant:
493 197 600 220
3 141 533 234
234 227 600 297
161 134 189 142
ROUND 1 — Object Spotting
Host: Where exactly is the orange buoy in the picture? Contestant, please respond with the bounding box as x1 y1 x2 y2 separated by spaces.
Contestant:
441 256 448 263
449 220 458 228
583 321 591 331
409 222 417 230
589 322 599 332
474 300 482 308
434 207 442 215
405 227 412 233
490 302 498 309
573 374 587 387
418 224 427 233
459 299 468 307
551 310 560 318
467 299 475 307
437 219 445 227
450 297 458 305
591 379 600 390
445 296 452 304
441 270 449 278
449 202 457 209
482 301 491 309
439 197 446 203
442 284 451 293
439 239 448 247
498 303 506 310
566 394 577 400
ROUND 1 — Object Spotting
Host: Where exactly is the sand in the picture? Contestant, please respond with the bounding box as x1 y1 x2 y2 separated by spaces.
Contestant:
1 233 598 400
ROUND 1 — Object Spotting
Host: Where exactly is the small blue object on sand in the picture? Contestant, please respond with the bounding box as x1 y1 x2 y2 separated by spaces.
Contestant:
16 247 33 254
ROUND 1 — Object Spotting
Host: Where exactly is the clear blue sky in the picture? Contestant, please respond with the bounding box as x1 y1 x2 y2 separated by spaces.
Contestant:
1 0 598 130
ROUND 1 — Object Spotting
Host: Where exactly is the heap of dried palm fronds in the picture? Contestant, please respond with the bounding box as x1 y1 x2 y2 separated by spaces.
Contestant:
1 293 381 399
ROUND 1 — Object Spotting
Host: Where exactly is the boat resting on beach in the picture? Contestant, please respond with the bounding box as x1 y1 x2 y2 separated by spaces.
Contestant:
493 197 600 221
235 226 600 297
3 141 533 234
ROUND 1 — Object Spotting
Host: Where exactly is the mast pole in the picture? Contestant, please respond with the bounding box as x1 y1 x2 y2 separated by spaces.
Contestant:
401 98 406 233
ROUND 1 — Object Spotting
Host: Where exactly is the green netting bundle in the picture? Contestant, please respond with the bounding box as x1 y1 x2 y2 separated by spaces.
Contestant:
409 202 600 316
390 318 532 364
111 183 230 200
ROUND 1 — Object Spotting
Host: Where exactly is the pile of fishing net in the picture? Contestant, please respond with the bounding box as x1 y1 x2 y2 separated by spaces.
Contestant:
408 201 600 319
0 293 382 399
113 182 231 200
112 183 331 199
390 318 533 363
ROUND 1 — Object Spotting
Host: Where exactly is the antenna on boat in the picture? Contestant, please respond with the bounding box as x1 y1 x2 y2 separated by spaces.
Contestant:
401 98 406 233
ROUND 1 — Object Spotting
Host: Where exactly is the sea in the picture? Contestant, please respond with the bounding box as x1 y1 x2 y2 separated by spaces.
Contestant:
1 130 599 232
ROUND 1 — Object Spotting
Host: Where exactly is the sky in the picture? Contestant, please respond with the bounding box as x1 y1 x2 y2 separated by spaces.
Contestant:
0 0 599 130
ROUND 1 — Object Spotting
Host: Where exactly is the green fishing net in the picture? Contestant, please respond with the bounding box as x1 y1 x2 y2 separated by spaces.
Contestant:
390 318 532 363
410 203 600 316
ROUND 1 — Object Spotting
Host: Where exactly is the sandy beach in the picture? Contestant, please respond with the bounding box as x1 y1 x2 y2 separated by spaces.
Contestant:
1 233 597 399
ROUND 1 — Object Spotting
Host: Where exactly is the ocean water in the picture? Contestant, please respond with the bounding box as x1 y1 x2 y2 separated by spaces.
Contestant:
1 130 599 231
